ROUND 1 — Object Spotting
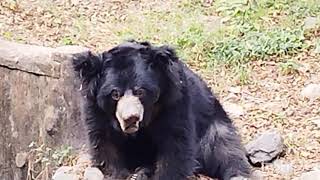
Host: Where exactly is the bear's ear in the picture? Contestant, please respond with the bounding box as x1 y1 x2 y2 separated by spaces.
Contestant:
72 51 102 83
153 45 182 85
153 45 178 65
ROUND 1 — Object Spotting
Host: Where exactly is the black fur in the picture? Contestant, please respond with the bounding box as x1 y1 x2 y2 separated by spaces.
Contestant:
72 40 251 180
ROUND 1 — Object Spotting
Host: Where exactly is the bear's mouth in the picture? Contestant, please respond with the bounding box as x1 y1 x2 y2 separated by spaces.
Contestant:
124 122 139 134
125 122 138 130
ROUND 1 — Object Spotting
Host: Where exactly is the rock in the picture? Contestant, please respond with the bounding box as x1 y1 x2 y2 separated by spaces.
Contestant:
229 86 241 94
15 152 28 168
301 84 320 100
294 170 320 180
0 39 59 78
304 17 319 29
52 166 79 180
0 39 87 178
245 129 284 165
261 101 285 114
84 167 104 180
230 176 250 180
251 170 265 180
223 102 245 118
273 159 294 176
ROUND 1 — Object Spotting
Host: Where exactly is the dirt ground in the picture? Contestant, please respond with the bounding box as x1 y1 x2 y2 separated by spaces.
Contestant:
1 0 319 179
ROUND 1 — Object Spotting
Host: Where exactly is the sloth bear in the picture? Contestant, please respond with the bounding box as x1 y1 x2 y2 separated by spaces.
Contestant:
72 40 251 180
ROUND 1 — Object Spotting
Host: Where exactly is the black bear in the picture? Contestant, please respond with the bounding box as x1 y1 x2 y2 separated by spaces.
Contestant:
72 40 251 180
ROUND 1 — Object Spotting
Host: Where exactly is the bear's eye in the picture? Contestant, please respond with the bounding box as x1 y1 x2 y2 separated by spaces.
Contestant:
111 89 121 101
134 88 146 98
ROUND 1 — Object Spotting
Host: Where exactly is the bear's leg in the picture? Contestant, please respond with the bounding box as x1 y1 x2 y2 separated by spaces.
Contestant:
199 120 251 180
150 128 196 180
89 135 130 180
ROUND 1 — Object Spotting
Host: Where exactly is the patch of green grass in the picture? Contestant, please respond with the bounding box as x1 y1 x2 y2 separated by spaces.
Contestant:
115 4 214 61
236 65 250 85
279 60 301 75
26 142 76 179
210 28 306 65
60 36 74 45
113 0 319 74
28 142 75 167
2 31 13 40
263 0 320 18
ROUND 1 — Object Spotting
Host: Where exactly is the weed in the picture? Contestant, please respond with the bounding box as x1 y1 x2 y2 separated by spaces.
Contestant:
60 36 74 45
111 0 319 82
2 31 13 40
279 60 301 75
27 142 76 179
234 65 250 85
210 28 306 65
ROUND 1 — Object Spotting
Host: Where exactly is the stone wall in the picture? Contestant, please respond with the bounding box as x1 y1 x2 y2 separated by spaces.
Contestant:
0 39 88 180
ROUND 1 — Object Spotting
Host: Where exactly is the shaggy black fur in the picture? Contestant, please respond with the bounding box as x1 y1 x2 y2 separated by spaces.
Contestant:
72 40 251 180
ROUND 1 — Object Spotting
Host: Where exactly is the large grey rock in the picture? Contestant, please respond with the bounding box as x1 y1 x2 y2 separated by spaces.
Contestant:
245 129 284 165
294 170 320 180
301 84 320 100
84 167 104 180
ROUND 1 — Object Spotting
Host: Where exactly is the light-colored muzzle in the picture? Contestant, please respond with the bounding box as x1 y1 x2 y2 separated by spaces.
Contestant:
115 91 144 134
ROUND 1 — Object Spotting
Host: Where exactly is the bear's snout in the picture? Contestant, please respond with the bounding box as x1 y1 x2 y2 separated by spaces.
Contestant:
115 90 144 134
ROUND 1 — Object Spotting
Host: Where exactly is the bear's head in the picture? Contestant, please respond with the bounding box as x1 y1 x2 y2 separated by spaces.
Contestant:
72 40 183 134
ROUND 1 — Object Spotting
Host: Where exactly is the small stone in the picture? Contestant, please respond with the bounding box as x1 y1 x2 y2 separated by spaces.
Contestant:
301 84 320 100
223 102 245 118
52 166 79 180
230 176 249 180
295 170 320 180
251 170 264 180
261 101 284 114
15 152 28 168
273 159 294 176
229 86 241 94
245 129 284 165
304 17 319 29
84 167 104 180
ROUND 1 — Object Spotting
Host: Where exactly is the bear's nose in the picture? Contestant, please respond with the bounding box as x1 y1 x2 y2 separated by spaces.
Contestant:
125 116 139 125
